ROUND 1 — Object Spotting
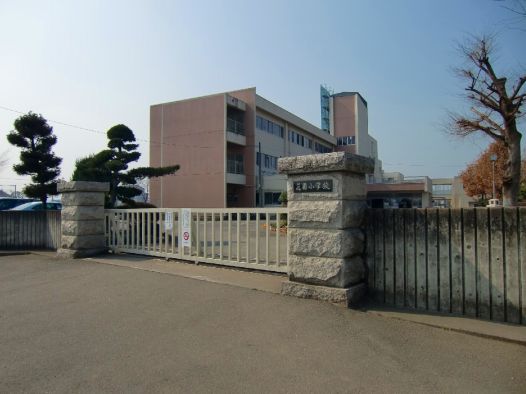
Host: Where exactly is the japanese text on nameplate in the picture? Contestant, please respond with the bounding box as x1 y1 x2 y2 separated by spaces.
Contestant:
293 179 333 193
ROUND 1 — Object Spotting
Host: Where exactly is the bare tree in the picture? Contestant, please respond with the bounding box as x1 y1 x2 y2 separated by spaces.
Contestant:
498 0 526 17
450 36 525 206
496 0 526 31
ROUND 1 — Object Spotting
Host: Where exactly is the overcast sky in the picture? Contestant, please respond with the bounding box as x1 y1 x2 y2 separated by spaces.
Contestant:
0 0 524 193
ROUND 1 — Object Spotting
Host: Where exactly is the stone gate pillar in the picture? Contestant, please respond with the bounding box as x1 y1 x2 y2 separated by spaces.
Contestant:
278 152 374 307
57 181 110 259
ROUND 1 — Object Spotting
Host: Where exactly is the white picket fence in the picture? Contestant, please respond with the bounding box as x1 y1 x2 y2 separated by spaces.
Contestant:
105 208 289 273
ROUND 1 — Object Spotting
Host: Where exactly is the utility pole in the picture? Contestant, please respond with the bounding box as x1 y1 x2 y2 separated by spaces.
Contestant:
258 142 263 207
490 154 497 199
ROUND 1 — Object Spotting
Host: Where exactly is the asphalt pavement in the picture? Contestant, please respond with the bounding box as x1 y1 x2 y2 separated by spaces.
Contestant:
1 254 525 393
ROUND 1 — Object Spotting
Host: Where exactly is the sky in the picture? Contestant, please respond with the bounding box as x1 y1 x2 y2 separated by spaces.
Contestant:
0 0 525 193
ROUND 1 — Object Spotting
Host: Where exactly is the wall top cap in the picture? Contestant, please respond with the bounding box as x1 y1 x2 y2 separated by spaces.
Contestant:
278 152 375 175
58 181 110 193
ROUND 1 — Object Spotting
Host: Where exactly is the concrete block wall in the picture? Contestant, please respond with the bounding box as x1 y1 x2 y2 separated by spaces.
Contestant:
366 207 526 325
0 211 61 250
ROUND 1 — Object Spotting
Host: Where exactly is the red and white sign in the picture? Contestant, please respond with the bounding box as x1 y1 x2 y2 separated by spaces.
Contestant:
181 209 191 247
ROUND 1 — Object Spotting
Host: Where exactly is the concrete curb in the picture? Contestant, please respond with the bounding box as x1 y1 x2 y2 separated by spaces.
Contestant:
0 251 30 257
363 308 526 347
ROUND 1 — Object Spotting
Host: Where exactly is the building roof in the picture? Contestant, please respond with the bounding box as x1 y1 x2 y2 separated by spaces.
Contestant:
331 92 368 108
367 183 426 193
255 94 335 145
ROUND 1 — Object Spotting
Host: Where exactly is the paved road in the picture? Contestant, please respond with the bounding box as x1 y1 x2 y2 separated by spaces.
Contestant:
1 254 525 393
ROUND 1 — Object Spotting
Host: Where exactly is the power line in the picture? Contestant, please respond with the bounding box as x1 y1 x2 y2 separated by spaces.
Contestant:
0 105 471 170
383 162 466 168
0 105 106 136
0 104 170 148
0 104 334 151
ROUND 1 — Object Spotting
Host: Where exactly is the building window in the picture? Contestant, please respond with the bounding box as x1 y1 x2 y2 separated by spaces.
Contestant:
227 153 244 174
256 115 284 138
337 135 355 146
314 142 331 153
264 192 281 205
433 199 450 208
257 152 278 173
432 184 452 195
289 129 308 147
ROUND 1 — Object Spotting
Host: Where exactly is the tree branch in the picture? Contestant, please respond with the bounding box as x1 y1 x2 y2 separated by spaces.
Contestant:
511 76 526 99
454 116 505 141
466 86 500 111
471 107 506 134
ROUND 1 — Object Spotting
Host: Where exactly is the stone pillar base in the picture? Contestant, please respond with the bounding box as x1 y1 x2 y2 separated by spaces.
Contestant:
57 181 110 260
281 281 367 308
56 247 108 259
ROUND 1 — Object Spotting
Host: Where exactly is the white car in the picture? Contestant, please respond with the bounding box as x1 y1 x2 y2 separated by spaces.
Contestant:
486 199 501 207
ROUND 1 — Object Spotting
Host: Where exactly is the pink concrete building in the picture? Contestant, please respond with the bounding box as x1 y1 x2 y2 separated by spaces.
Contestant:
150 87 380 208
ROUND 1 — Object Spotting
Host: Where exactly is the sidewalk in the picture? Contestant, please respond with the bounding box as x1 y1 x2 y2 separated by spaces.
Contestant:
29 251 526 345
87 253 285 294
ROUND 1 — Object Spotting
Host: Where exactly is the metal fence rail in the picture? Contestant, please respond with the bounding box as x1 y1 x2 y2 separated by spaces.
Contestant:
105 208 288 273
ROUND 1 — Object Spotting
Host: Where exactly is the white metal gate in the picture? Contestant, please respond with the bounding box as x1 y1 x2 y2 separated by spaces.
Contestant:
105 208 288 273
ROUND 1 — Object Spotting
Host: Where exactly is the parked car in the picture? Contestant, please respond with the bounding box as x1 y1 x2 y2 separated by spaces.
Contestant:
0 197 38 211
9 201 62 211
486 199 501 208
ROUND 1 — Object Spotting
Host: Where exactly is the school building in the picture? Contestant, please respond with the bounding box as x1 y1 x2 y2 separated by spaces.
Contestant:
149 87 382 208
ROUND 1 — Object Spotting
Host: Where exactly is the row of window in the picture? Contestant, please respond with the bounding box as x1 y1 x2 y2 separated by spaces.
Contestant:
256 152 279 171
289 130 331 153
337 135 355 146
255 192 282 206
432 184 452 195
256 116 284 138
257 115 332 153
288 129 310 148
314 142 331 153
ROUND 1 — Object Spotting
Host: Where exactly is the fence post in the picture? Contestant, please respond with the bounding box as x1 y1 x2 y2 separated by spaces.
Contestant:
57 181 110 259
278 152 374 307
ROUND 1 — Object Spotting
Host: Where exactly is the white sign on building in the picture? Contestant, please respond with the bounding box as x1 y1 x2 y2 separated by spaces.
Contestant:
165 212 173 231
181 208 191 247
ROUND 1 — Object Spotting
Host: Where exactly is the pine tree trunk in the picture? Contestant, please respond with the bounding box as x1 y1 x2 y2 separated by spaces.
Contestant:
502 128 522 207
110 179 117 208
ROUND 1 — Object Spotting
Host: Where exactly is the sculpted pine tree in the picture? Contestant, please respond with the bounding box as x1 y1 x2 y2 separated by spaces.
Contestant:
450 36 525 206
72 124 179 207
6 112 62 206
